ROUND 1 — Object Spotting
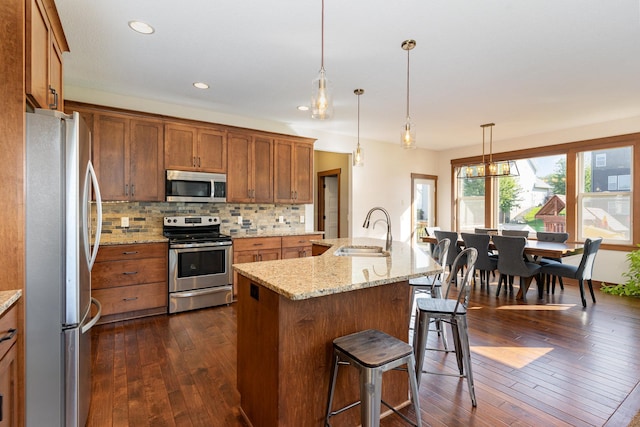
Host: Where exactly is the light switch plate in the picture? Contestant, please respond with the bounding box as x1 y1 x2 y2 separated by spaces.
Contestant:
120 217 129 228
300 215 305 224
237 216 243 225
279 215 284 223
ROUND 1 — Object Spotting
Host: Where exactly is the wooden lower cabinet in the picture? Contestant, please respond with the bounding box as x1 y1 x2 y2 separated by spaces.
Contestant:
232 234 322 295
281 234 322 259
92 242 168 323
0 303 18 427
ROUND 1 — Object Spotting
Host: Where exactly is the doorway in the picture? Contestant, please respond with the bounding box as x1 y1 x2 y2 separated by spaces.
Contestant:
317 169 341 239
411 173 437 244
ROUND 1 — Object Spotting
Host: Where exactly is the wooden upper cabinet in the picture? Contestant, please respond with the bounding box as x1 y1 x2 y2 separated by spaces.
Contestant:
129 120 165 200
227 132 273 203
93 113 164 201
274 139 314 204
164 122 227 173
26 0 68 111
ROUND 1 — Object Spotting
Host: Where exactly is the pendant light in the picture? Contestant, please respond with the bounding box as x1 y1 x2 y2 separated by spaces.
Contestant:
459 123 520 179
401 39 416 149
353 89 364 167
311 0 333 120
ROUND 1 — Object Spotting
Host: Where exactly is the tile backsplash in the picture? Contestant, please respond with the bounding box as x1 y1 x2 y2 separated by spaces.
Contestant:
95 202 307 239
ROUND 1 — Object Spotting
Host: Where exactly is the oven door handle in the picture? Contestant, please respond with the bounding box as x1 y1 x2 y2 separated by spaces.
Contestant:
172 286 232 298
170 242 232 250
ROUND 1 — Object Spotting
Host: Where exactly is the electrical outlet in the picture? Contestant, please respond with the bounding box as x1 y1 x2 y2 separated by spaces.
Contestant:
279 215 284 223
237 216 243 225
300 215 305 224
120 217 129 228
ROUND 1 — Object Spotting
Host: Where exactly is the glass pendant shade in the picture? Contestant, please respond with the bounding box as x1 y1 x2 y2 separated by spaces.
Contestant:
353 144 364 166
401 118 416 149
311 68 333 120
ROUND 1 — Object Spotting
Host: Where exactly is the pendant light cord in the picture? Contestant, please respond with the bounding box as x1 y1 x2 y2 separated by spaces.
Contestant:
406 46 410 119
357 92 360 145
321 0 325 70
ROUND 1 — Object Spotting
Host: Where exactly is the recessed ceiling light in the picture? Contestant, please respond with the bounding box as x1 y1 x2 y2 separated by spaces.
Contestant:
193 82 209 89
128 20 155 35
297 105 309 111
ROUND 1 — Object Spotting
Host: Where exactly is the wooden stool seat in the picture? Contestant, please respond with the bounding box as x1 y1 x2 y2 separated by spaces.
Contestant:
325 329 422 427
333 329 414 368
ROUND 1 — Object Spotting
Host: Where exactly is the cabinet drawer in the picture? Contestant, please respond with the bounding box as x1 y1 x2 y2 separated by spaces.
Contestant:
92 257 167 289
93 282 167 316
233 237 281 252
281 234 322 248
95 242 167 262
0 304 18 360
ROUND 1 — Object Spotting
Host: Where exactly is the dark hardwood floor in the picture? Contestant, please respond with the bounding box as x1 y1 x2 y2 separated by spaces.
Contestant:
88 278 640 427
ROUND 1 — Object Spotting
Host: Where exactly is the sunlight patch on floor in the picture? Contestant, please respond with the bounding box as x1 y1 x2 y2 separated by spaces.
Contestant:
496 304 575 311
471 346 553 369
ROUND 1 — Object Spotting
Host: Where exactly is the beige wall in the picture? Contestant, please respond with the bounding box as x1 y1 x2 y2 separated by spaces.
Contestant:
67 85 636 284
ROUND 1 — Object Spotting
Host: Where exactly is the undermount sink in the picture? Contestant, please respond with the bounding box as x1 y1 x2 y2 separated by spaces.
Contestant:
334 245 390 257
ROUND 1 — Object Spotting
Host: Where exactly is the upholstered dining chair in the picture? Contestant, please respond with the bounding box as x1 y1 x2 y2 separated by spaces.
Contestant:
434 230 464 281
492 235 542 299
501 229 530 238
536 231 570 294
461 232 497 291
540 237 602 308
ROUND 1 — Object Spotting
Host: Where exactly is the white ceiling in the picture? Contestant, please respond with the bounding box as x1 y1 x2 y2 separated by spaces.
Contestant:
55 0 640 151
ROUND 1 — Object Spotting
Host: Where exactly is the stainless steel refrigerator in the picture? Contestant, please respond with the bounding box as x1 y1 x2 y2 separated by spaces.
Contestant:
25 109 103 427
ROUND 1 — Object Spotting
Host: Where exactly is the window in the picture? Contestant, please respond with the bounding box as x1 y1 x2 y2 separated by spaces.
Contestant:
577 146 632 243
494 155 566 235
452 133 639 248
456 172 485 233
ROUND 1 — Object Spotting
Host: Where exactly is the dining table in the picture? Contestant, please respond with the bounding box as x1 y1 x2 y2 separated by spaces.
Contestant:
421 234 584 299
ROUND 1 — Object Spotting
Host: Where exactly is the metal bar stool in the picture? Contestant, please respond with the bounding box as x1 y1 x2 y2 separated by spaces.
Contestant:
325 329 422 427
413 248 478 407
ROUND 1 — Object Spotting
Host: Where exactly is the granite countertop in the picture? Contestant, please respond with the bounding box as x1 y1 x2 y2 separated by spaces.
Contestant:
233 237 442 301
230 231 324 239
0 290 21 316
97 233 168 246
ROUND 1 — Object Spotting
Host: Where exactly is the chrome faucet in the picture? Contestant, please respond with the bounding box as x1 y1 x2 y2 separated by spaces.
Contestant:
362 207 392 251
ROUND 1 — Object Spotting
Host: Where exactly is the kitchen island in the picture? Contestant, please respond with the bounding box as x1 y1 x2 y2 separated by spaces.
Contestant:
233 238 442 426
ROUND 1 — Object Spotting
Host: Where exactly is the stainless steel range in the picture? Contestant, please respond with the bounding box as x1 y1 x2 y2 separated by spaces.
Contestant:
163 215 233 313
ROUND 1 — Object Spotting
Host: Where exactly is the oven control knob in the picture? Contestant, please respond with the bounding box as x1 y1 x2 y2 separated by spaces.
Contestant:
173 219 178 223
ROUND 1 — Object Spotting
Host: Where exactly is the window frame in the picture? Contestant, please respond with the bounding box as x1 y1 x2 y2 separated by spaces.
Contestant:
451 132 640 251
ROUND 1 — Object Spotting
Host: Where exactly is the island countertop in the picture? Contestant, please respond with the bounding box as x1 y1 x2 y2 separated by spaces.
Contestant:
232 237 442 300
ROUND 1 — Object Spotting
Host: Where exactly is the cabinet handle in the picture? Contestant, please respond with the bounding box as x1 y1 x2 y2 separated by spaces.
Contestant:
193 156 197 167
0 328 17 343
248 189 251 198
253 254 258 262
123 297 139 301
259 254 263 261
294 191 298 200
122 271 138 275
125 184 129 195
48 85 58 110
198 157 201 167
131 184 135 196
122 251 139 255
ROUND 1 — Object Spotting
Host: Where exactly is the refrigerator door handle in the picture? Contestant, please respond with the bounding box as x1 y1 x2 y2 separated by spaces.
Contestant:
86 161 102 270
81 298 102 334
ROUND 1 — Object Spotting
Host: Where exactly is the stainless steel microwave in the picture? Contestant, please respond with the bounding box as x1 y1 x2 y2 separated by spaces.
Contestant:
165 170 226 203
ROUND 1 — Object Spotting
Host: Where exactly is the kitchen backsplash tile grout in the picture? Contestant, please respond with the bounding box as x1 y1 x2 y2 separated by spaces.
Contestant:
93 201 307 238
